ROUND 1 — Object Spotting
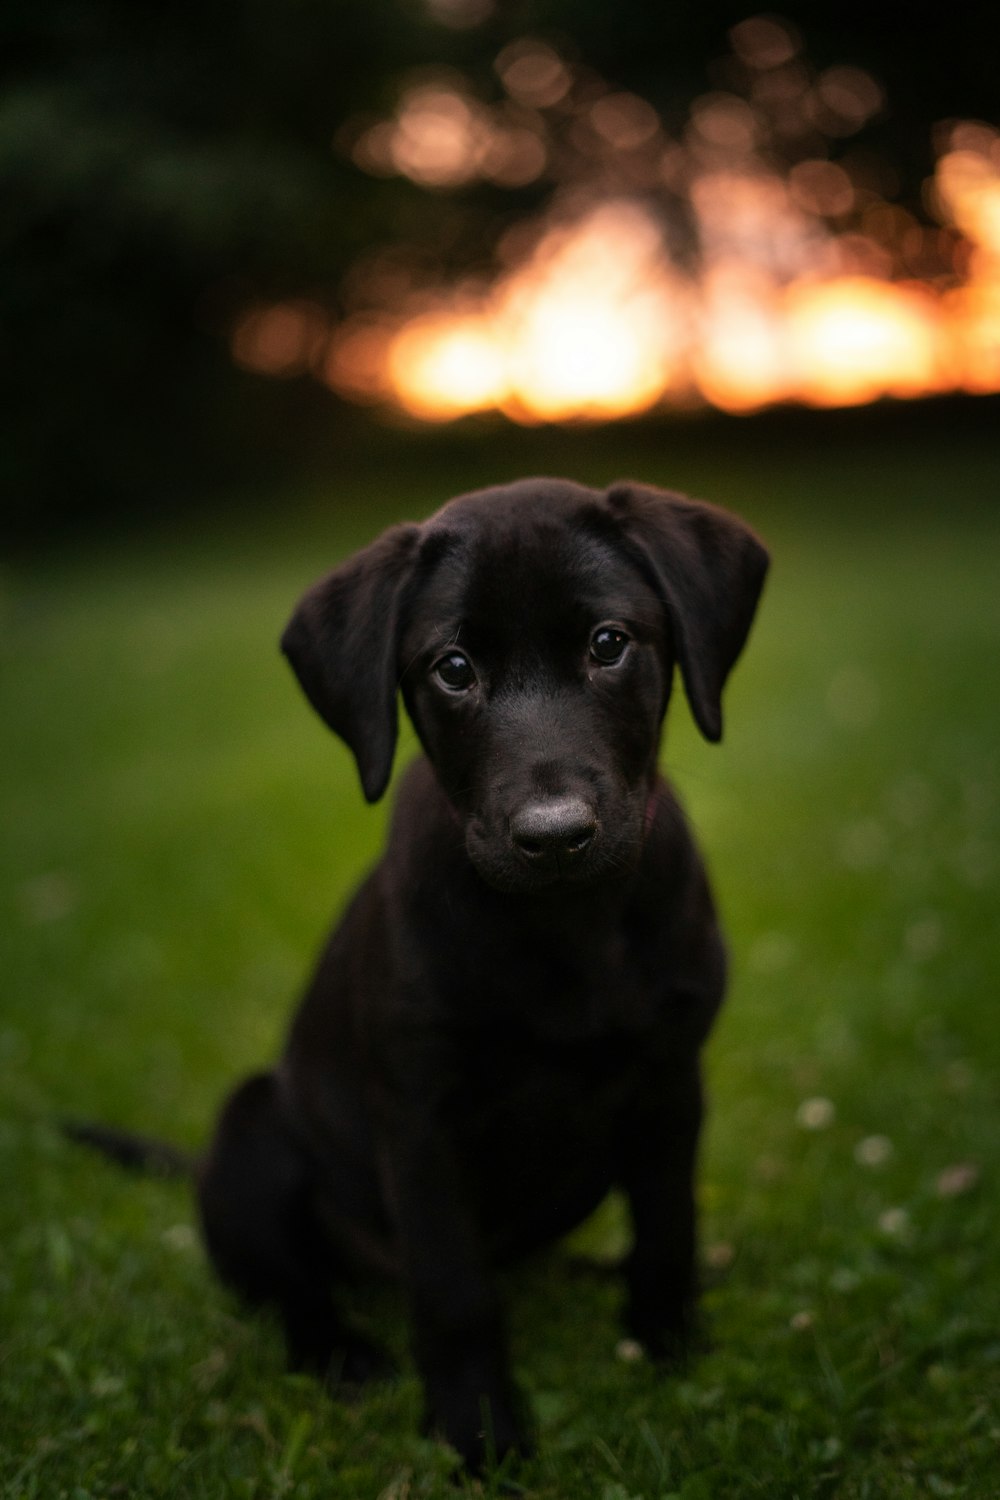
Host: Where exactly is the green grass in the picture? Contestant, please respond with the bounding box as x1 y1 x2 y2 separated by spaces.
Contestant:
2 419 999 1498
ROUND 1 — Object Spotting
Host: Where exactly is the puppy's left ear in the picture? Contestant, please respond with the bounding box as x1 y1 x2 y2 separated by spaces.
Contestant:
281 523 421 802
606 481 769 741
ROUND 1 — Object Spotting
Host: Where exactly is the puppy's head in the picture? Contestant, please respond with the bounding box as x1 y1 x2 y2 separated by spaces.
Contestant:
282 478 768 892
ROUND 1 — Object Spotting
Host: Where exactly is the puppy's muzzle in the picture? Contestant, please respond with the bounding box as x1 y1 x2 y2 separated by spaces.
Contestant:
509 795 598 873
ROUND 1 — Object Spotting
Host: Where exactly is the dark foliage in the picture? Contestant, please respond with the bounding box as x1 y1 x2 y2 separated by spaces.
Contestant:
3 0 998 529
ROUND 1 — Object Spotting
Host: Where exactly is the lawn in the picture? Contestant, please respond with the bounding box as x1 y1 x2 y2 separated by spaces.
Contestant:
2 413 999 1498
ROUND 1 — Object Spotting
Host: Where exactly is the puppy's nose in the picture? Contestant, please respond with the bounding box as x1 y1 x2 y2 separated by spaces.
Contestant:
510 796 597 865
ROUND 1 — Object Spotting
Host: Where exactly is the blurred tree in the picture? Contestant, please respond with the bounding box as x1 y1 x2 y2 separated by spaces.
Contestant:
1 0 422 525
2 0 998 529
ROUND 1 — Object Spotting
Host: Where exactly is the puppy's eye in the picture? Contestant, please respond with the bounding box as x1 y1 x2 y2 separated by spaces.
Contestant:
589 626 630 665
432 651 477 692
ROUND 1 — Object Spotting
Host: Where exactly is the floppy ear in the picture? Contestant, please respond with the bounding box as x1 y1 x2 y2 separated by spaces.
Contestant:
281 523 421 802
605 481 769 742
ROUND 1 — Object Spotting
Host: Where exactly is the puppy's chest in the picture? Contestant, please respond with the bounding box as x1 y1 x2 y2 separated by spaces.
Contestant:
452 921 661 1041
450 1029 643 1150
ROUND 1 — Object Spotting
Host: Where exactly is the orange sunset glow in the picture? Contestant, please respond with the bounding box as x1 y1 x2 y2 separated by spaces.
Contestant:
232 23 1000 424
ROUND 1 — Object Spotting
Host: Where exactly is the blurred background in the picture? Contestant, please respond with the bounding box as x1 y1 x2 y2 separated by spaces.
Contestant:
3 0 1000 530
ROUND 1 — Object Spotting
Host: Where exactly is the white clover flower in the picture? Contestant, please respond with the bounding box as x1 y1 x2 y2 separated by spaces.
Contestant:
877 1207 910 1237
705 1241 735 1270
935 1162 979 1197
796 1097 836 1131
854 1135 894 1168
162 1223 197 1252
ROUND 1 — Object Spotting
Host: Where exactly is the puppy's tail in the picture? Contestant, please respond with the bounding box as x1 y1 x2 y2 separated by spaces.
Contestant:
62 1119 195 1179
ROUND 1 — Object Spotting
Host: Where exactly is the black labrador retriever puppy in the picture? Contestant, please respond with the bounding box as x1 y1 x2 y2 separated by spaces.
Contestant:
196 476 768 1471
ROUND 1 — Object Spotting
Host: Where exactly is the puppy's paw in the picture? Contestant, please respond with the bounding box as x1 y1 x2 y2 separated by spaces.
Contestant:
332 1334 399 1391
424 1389 534 1475
623 1301 700 1368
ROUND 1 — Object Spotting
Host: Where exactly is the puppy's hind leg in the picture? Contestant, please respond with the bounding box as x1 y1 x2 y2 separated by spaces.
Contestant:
197 1071 393 1387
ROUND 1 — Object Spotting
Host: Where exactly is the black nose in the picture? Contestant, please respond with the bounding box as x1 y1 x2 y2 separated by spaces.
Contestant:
510 796 597 866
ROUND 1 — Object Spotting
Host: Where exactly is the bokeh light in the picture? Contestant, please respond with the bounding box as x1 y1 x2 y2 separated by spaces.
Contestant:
232 22 1000 424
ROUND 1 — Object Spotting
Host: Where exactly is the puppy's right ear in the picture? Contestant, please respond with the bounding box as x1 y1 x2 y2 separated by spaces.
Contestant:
281 524 421 803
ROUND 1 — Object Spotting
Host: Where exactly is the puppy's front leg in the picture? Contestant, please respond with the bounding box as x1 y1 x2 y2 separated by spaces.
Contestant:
616 1055 704 1361
378 1063 531 1472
